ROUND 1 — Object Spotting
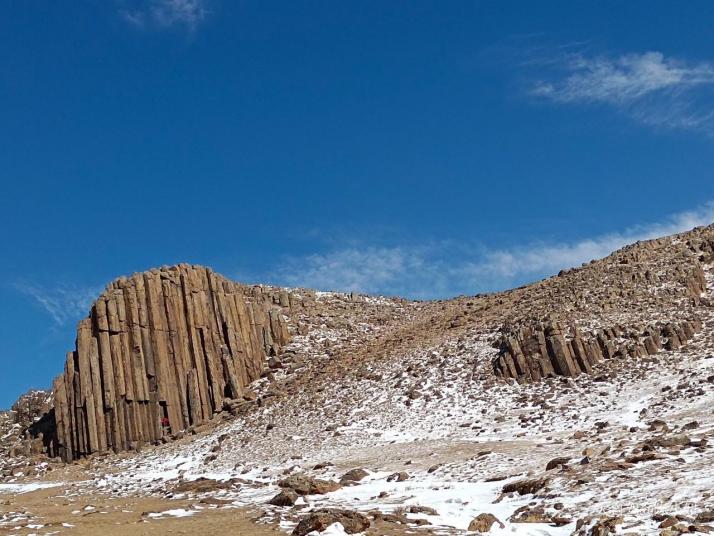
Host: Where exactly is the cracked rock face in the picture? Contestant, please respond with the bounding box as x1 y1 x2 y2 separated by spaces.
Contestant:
494 317 703 382
50 264 292 461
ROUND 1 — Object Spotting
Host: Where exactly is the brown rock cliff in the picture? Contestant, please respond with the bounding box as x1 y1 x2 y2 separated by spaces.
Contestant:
51 264 292 461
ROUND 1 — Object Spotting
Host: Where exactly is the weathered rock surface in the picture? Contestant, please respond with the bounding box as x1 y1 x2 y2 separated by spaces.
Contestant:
292 509 370 536
494 317 703 382
49 264 292 460
278 473 341 495
6 224 714 475
3 224 713 535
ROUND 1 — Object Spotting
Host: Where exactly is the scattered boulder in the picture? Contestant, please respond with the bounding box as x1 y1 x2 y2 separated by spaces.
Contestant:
292 509 370 536
468 513 504 532
408 505 438 515
268 489 298 507
545 457 570 471
386 472 409 482
625 452 659 464
697 511 714 523
340 468 369 484
278 473 341 495
502 478 548 496
648 435 691 449
173 478 236 494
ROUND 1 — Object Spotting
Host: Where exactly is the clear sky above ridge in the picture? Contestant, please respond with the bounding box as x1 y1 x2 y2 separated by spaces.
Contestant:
2 1 714 407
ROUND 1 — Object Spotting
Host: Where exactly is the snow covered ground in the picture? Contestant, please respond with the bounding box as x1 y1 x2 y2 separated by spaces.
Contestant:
0 482 61 494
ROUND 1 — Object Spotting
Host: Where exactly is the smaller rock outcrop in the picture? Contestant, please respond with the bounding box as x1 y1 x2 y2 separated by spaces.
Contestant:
494 317 703 382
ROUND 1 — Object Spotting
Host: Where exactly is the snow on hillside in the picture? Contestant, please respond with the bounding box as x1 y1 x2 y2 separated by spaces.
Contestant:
80 264 714 535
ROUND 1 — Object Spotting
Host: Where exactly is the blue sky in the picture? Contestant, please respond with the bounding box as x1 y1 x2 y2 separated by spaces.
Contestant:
2 1 714 407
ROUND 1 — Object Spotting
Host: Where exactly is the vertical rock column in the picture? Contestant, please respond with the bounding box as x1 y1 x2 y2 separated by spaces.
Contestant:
494 317 703 383
52 264 292 461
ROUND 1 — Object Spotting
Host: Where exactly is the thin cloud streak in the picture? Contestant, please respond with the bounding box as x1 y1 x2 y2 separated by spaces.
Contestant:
264 202 714 299
530 51 714 135
269 247 429 297
119 0 209 31
14 282 100 327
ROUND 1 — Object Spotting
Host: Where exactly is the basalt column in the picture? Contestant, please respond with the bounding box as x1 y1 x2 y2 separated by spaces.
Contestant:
494 318 703 383
52 264 291 461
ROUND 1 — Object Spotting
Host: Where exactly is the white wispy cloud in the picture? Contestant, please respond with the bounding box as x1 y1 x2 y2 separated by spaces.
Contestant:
119 0 209 31
14 282 100 326
270 247 429 297
531 51 714 135
262 201 714 299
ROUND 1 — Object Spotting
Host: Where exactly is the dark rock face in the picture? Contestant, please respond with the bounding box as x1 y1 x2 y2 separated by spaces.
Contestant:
50 264 292 461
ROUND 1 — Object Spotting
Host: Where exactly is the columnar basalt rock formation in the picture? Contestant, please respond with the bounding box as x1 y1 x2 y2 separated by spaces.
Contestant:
490 226 714 383
493 317 704 382
51 264 292 461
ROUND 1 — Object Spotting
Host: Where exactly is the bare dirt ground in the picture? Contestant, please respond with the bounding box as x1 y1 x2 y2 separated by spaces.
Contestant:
0 466 436 536
1 464 282 536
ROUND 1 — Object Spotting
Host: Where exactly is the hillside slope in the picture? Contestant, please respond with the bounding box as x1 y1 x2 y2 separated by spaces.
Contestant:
2 224 714 536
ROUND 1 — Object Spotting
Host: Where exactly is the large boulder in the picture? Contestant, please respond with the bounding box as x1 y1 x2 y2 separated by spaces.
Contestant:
502 477 548 496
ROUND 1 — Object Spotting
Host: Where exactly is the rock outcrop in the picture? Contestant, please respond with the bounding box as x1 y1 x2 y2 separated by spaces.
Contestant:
11 390 52 430
51 264 292 461
0 389 54 470
494 318 703 382
490 225 714 383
